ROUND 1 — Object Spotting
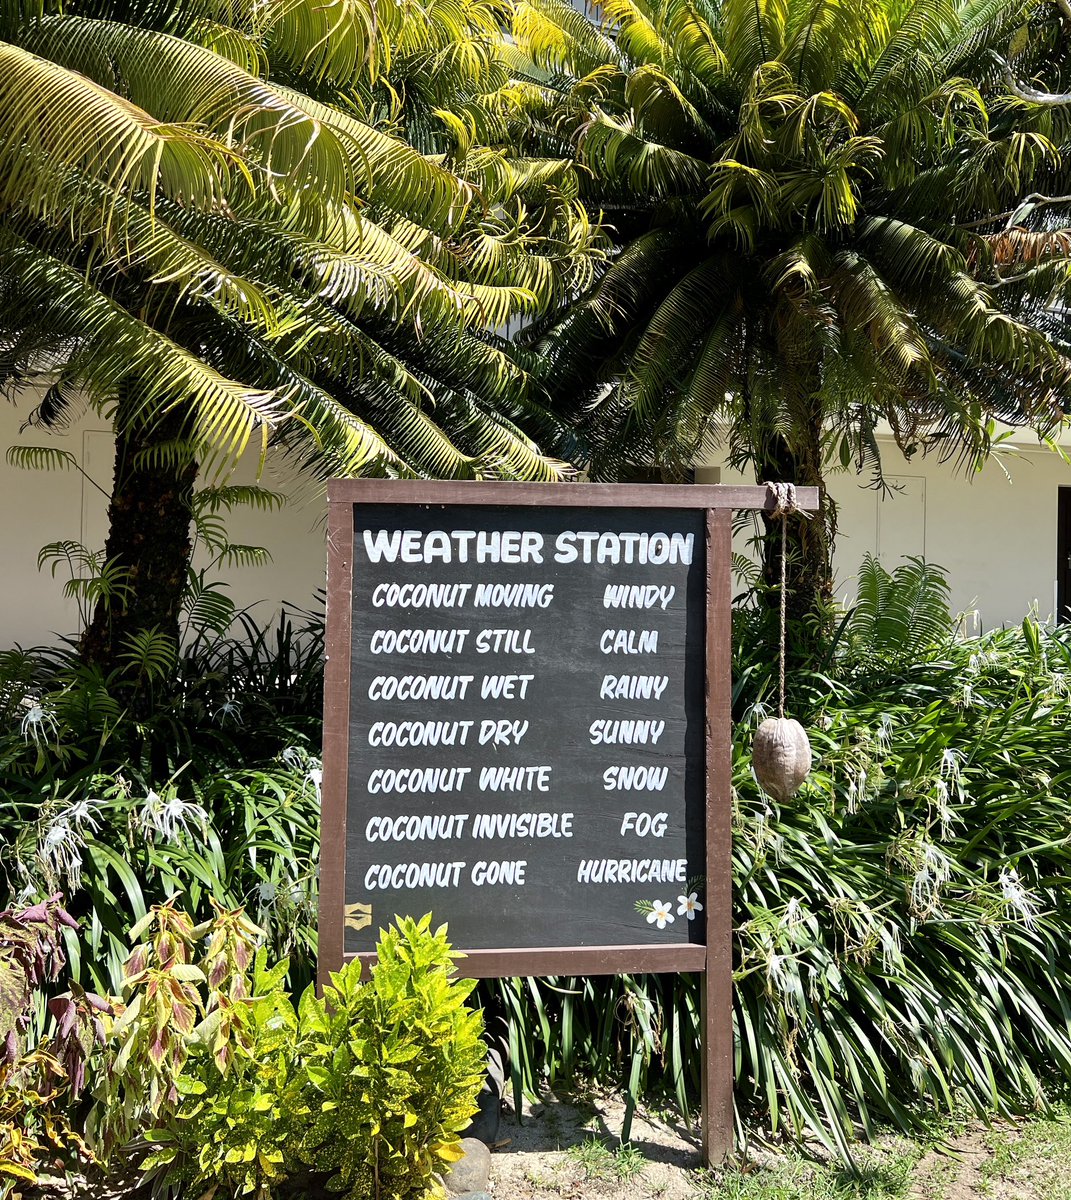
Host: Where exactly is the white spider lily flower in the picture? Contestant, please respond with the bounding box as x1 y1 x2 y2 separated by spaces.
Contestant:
19 701 58 747
766 952 797 994
646 900 674 929
212 699 243 726
677 893 703 920
939 749 962 784
138 789 209 843
37 818 84 890
779 898 806 930
875 714 894 752
65 798 104 833
932 779 959 840
304 765 323 803
999 868 1041 931
281 746 305 770
910 842 953 915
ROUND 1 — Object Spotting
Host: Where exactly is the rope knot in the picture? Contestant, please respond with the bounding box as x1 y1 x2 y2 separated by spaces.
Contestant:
764 481 797 518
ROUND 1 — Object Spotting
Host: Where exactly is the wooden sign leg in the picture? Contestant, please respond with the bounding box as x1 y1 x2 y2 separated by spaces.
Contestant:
703 508 734 1165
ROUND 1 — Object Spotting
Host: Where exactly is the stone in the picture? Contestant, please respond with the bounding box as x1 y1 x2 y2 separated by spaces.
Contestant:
443 1138 492 1195
462 1083 501 1146
457 1193 494 1200
462 1043 505 1145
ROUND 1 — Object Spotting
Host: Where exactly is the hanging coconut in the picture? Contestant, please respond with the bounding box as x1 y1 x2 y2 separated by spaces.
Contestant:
753 716 812 802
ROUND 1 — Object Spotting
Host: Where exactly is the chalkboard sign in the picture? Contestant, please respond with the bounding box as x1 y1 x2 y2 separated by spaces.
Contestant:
319 480 817 1166
343 502 706 954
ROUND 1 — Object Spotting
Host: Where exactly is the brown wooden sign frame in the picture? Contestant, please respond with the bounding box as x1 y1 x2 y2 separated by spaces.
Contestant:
319 479 817 1164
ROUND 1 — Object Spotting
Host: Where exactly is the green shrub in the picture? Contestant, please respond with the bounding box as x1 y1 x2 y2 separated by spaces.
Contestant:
95 904 483 1200
0 604 324 999
0 897 110 1197
296 916 485 1199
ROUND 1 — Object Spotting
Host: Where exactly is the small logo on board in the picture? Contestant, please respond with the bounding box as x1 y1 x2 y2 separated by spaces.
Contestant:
344 902 372 931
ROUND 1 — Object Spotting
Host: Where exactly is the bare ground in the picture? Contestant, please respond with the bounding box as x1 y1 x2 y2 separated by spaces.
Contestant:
485 1090 1071 1200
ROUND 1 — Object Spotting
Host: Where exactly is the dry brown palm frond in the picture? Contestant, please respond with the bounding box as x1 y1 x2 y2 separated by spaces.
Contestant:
970 225 1071 268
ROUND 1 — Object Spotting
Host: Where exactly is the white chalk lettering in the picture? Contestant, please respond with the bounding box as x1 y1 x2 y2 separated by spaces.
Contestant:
599 629 659 655
364 861 466 890
473 583 555 608
481 674 534 700
471 860 527 886
367 766 471 794
368 720 474 748
479 765 552 792
372 582 473 609
576 858 687 884
599 674 669 701
365 813 470 841
475 629 534 654
361 529 545 565
619 811 668 837
602 585 676 610
367 675 474 702
588 719 666 745
554 531 693 566
470 812 574 839
479 719 529 746
603 765 669 791
369 628 469 655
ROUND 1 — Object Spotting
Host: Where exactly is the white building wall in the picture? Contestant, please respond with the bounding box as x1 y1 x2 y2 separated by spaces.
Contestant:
709 434 1067 630
0 397 328 647
2 389 1070 645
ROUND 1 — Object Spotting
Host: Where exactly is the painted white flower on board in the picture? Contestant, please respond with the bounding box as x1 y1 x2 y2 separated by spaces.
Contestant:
677 893 704 920
646 900 674 929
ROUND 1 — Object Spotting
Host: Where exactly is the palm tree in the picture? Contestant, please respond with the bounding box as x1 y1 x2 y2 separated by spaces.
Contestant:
0 0 602 670
494 0 1071 623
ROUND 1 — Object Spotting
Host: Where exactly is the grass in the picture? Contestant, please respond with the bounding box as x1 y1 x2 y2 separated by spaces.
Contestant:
515 1102 1071 1199
978 1106 1071 1200
568 1135 649 1182
504 1089 1071 1200
694 1144 920 1200
695 1109 1071 1200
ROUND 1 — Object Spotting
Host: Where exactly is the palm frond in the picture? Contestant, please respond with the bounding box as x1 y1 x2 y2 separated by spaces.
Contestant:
0 42 232 218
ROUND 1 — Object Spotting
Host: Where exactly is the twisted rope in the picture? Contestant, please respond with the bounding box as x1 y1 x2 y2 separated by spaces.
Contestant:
763 482 797 720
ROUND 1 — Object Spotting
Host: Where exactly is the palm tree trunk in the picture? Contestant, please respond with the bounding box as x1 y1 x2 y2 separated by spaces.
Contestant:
755 399 836 656
80 399 198 675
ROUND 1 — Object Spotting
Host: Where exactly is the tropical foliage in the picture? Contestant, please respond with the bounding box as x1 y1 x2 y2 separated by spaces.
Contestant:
493 0 1071 613
93 905 482 1200
0 893 481 1200
0 600 325 998
0 0 603 664
10 558 1071 1163
490 576 1071 1159
0 895 108 1198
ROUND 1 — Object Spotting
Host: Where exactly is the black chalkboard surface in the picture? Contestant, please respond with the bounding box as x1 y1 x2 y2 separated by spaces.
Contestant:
342 504 707 953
